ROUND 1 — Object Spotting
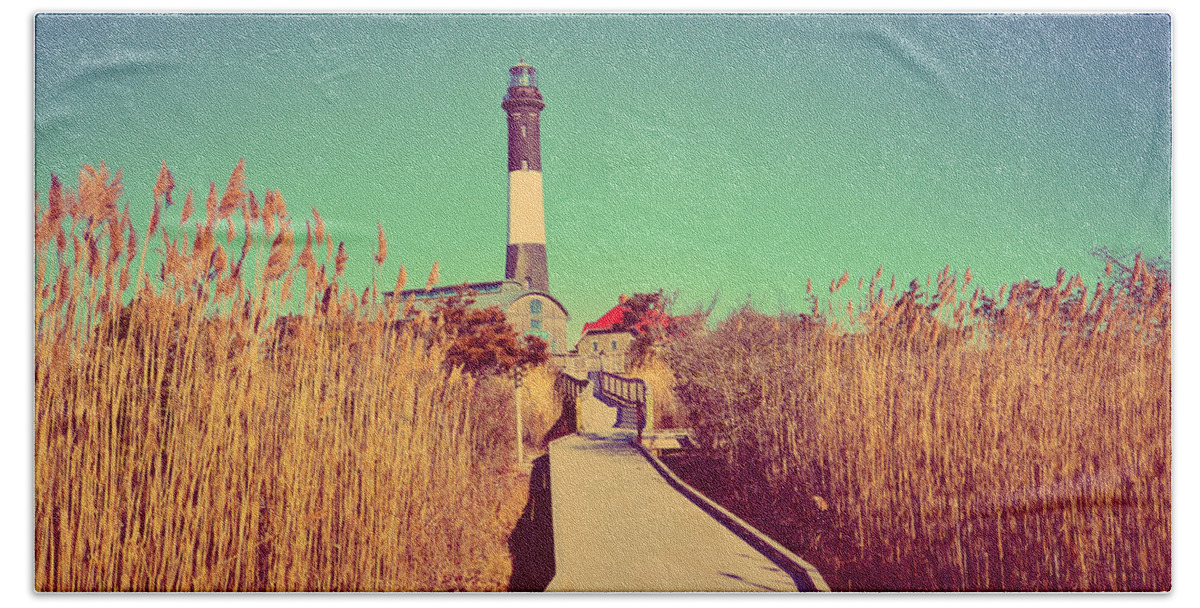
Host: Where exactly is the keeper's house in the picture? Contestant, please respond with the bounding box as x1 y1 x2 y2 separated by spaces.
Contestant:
572 295 671 373
396 280 569 355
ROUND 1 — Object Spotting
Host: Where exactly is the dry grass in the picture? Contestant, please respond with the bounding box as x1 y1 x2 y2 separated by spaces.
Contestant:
627 358 682 429
518 365 560 453
468 365 558 466
666 263 1170 591
34 161 529 591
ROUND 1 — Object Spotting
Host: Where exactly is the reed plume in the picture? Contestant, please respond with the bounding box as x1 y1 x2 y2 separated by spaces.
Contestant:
180 188 194 226
263 221 294 282
425 260 439 291
203 182 219 229
312 207 326 245
374 222 388 267
334 242 347 279
154 159 175 206
217 158 246 220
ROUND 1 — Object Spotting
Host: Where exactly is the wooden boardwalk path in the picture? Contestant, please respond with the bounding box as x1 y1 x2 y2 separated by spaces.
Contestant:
544 426 823 592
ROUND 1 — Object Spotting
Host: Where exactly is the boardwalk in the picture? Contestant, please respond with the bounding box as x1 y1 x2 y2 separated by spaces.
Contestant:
545 429 808 592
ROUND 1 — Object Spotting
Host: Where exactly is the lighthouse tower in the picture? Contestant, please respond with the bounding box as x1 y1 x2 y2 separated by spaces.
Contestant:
501 60 550 292
389 60 569 354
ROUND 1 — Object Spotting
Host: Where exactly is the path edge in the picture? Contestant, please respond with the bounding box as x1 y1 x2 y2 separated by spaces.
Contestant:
633 442 832 592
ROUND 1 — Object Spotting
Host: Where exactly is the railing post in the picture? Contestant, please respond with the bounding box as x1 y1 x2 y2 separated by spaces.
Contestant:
635 376 644 443
644 381 653 440
514 371 523 467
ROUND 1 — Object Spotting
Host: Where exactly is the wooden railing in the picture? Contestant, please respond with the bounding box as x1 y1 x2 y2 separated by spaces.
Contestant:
554 372 590 402
598 372 647 409
593 371 649 439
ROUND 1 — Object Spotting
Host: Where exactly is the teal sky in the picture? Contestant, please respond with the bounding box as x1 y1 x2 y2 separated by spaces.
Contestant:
34 14 1171 340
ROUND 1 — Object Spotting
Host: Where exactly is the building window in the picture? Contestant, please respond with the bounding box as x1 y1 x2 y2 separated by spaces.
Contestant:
521 125 527 138
593 341 598 352
531 319 542 330
521 159 528 170
525 276 532 288
530 299 542 315
612 340 618 351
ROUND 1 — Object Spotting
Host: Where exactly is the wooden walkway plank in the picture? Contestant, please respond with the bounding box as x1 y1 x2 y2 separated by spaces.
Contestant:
545 432 801 592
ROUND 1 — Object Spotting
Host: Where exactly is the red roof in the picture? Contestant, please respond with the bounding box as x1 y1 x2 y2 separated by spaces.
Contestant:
582 305 627 334
581 304 671 335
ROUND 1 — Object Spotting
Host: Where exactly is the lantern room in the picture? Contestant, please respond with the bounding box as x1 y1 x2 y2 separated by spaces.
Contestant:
508 59 536 89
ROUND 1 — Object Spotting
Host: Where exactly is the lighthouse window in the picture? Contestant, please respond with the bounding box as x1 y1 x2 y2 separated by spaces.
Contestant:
593 341 598 352
530 300 542 315
612 340 618 351
521 125 527 138
531 319 542 330
521 160 528 170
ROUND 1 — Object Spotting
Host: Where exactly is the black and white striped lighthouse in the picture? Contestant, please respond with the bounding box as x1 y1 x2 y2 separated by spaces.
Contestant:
501 59 550 292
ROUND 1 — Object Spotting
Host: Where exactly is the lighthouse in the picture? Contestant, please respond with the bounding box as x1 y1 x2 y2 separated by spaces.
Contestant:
502 60 550 292
391 60 569 354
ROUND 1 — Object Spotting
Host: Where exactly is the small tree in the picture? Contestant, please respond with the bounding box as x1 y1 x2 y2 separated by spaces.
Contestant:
613 290 668 332
620 290 689 368
429 287 548 467
431 289 549 378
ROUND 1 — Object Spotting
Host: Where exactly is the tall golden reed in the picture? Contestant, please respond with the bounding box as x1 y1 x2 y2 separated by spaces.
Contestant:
667 264 1170 591
34 162 528 591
